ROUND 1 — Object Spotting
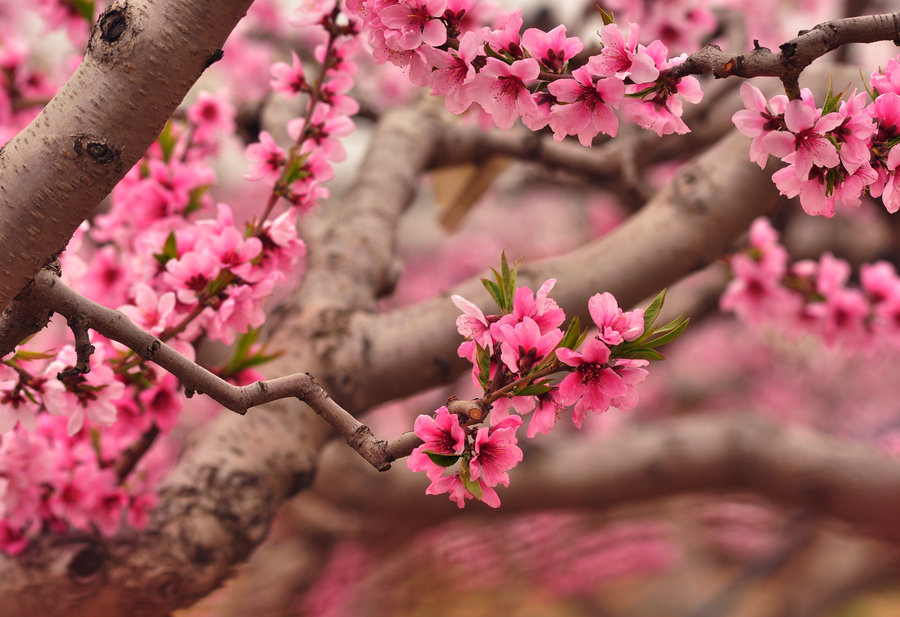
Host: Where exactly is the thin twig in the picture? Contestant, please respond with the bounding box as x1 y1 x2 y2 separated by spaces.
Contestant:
29 268 418 471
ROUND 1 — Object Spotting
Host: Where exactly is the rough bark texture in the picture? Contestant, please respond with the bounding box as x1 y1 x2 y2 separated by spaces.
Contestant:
0 0 254 325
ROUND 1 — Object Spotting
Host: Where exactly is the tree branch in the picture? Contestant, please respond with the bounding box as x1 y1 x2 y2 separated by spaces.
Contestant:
667 12 900 97
336 129 781 410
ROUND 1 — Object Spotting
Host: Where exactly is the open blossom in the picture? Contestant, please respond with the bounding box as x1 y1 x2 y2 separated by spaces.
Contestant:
379 0 446 51
521 25 583 74
493 316 563 374
732 83 792 168
244 131 286 181
423 30 480 114
588 292 644 345
621 41 702 136
407 406 466 481
469 415 522 488
42 344 126 436
548 65 625 146
589 22 658 83
494 279 566 334
270 51 308 97
556 339 626 429
777 98 843 179
452 294 495 352
469 57 540 129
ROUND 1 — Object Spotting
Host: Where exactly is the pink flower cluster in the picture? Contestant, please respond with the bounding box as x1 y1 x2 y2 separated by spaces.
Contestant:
721 217 900 349
0 339 173 554
0 2 331 553
349 1 702 140
244 2 360 212
733 60 900 217
409 271 680 508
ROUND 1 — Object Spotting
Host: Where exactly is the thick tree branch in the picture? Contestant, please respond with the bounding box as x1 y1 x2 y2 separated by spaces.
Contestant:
0 0 254 334
336 129 781 410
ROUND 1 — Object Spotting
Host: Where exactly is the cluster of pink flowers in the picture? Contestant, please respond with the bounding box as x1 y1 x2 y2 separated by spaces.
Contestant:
0 3 358 553
409 261 686 507
733 59 900 217
348 0 702 140
244 2 359 212
721 217 900 349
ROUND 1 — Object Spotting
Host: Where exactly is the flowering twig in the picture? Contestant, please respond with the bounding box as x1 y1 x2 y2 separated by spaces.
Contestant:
28 268 417 471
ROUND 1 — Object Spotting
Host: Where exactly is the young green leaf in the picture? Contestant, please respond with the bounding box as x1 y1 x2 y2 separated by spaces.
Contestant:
477 344 492 390
424 451 462 467
642 289 666 332
481 278 504 311
617 348 665 361
645 317 690 348
514 382 553 397
459 463 483 499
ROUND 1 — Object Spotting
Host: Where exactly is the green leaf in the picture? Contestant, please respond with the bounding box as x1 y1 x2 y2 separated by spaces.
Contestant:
184 186 208 216
157 121 177 163
597 5 615 25
500 251 517 313
558 316 583 350
481 278 504 311
70 0 95 23
13 349 56 361
283 153 310 186
425 451 462 467
476 344 492 390
643 289 666 332
645 317 690 348
459 464 483 500
617 348 665 361
514 382 553 397
153 231 178 268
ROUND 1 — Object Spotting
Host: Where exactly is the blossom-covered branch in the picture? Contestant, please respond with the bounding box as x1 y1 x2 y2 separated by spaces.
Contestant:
26 268 420 472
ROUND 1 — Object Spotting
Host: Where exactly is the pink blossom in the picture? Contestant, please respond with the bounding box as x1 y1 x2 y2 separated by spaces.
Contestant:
493 316 563 374
118 283 177 335
186 91 236 145
527 388 564 438
556 339 627 428
622 42 702 136
588 292 644 345
871 56 900 96
407 406 466 481
780 98 843 179
480 10 523 57
469 415 522 488
423 30 480 113
451 294 495 352
548 65 625 146
494 279 566 334
163 249 221 305
426 473 500 508
287 105 356 162
469 57 540 129
0 364 38 434
379 0 447 51
42 345 126 436
521 25 583 74
244 131 286 181
833 90 875 174
589 23 658 83
732 83 792 168
270 51 308 97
